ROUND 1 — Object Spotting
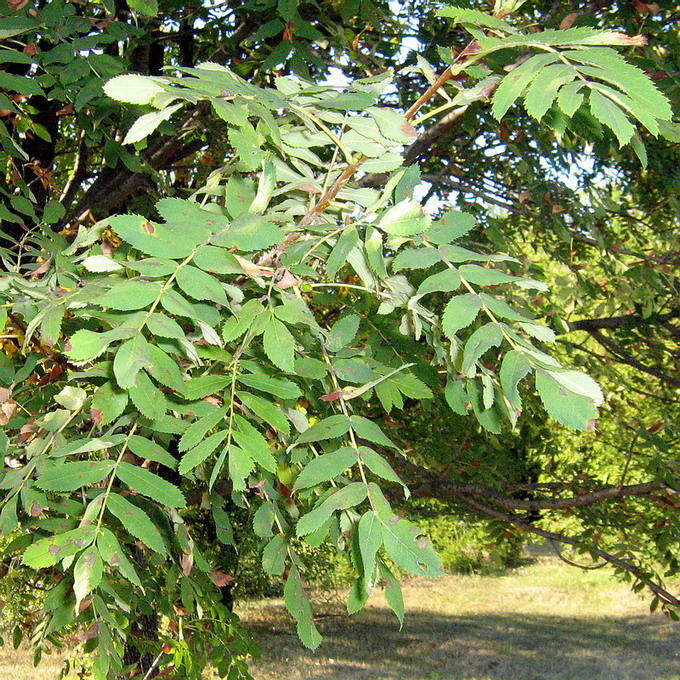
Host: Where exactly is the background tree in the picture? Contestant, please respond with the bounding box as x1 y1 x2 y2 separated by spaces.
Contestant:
0 0 678 678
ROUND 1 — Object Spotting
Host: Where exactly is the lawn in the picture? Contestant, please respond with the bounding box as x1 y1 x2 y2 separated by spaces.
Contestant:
2 556 678 680
240 556 679 680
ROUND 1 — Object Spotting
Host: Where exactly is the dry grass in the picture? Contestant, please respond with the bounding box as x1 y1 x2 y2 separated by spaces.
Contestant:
239 557 680 680
3 556 678 680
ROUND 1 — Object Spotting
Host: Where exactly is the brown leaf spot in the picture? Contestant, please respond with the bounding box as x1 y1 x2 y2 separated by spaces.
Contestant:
142 221 155 235
559 13 579 29
29 500 44 517
48 544 61 556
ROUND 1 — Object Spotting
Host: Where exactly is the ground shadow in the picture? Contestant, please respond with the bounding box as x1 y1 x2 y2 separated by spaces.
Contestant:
244 607 679 680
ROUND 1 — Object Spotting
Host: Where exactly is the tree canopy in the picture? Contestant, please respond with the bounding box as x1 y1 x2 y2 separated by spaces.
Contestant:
0 0 678 678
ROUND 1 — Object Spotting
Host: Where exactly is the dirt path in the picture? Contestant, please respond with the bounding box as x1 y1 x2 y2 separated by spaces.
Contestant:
238 558 680 680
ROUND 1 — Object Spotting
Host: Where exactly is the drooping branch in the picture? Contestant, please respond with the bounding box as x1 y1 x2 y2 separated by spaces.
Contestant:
568 308 680 333
457 494 680 608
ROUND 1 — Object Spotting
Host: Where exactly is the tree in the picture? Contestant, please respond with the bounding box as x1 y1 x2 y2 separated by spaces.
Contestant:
0 0 678 677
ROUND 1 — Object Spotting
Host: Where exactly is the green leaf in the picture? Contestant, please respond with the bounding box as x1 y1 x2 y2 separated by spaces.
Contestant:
128 370 168 420
295 415 351 444
66 330 113 363
36 461 115 492
116 462 186 508
127 0 158 15
326 314 360 352
556 81 585 117
378 199 431 236
459 264 523 287
263 317 296 372
535 370 598 430
146 345 186 393
380 562 404 626
113 337 151 390
284 565 322 649
392 247 441 272
97 529 143 588
296 483 368 536
228 445 254 492
491 53 558 120
73 546 103 609
178 431 229 475
175 265 228 305
262 534 287 575
232 415 277 472
293 447 358 490
108 200 219 259
294 357 328 379
193 246 244 275
358 446 405 488
499 350 531 411
588 89 635 146
238 373 302 400
236 391 290 435
523 63 575 121
548 370 604 406
179 405 228 451
461 324 504 376
350 416 398 449
327 227 359 279
445 378 468 415
367 107 418 144
22 526 96 569
106 493 167 555
427 211 476 244
222 300 265 343
127 435 178 469
441 294 483 337
378 514 442 578
123 104 182 145
417 268 462 296
358 511 382 579
91 382 128 426
184 375 231 400
211 214 284 252
98 280 163 311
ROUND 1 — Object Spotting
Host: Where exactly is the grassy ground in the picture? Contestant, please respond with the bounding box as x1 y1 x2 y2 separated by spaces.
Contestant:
239 556 679 680
2 556 678 680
